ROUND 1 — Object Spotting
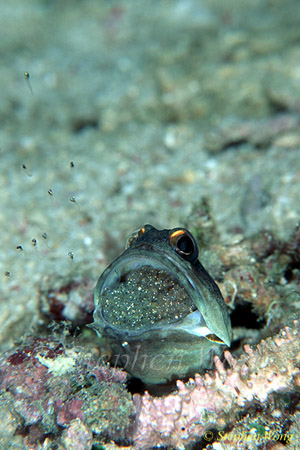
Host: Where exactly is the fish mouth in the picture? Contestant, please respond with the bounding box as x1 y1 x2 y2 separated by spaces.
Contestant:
94 250 226 345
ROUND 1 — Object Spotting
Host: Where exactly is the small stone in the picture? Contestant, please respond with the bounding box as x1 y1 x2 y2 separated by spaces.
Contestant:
61 419 93 450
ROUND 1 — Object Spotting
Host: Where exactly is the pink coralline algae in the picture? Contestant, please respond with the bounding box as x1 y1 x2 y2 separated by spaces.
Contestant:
133 321 300 449
0 337 135 449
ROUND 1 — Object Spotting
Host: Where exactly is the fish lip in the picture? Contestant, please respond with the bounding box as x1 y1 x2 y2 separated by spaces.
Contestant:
94 248 223 342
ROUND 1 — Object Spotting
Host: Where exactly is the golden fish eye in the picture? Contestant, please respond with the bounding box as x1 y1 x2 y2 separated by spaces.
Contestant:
125 226 145 249
169 228 198 262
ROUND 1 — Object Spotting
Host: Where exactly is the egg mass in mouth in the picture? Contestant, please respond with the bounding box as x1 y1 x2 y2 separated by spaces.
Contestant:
92 224 232 384
102 266 197 331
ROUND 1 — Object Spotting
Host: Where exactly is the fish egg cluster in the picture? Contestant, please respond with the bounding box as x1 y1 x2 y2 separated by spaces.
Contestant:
101 266 196 330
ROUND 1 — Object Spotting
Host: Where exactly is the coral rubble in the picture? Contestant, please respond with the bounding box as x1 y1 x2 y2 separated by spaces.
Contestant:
0 337 135 450
133 322 300 449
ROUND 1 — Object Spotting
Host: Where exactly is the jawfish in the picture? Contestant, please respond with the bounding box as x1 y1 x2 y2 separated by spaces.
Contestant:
92 224 232 384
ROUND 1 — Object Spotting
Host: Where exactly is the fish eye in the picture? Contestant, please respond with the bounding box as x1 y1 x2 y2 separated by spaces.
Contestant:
169 229 198 262
125 226 146 249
